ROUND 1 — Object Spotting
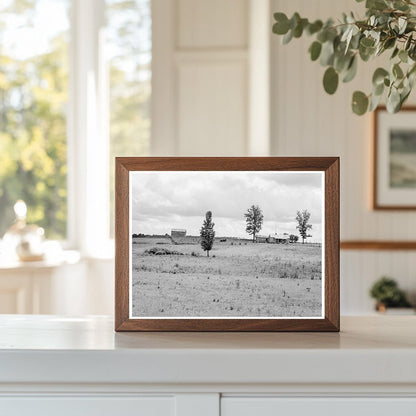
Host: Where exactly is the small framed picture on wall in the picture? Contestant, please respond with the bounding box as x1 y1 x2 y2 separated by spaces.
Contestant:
115 157 339 332
374 106 416 209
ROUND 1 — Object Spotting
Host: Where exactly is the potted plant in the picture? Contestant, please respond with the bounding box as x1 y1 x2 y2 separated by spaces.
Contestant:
369 276 413 313
272 0 416 115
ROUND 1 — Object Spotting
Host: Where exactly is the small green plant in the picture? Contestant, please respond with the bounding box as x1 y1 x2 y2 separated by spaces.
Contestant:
272 0 416 115
369 276 411 309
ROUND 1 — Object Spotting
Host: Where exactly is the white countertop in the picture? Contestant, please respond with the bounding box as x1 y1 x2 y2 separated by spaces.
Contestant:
0 315 415 386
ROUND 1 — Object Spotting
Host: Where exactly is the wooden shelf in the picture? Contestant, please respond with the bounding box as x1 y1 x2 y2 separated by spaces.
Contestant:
341 241 416 250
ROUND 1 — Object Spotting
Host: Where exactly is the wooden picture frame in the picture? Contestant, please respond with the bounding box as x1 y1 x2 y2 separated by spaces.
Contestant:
115 157 339 332
373 106 416 210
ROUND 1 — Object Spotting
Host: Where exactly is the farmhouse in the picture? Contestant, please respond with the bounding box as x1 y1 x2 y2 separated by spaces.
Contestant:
256 234 290 244
171 229 186 238
274 234 290 244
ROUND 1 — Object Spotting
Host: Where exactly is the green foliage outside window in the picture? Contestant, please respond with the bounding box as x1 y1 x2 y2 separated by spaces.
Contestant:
0 1 69 238
0 0 151 240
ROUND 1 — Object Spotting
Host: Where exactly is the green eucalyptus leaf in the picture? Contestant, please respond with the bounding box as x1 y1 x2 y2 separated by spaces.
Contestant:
374 82 385 96
359 44 375 61
369 92 383 111
401 88 411 105
282 29 293 44
393 63 404 79
323 67 339 94
408 63 416 78
387 87 401 112
307 20 323 35
409 44 416 60
361 37 375 48
397 79 405 89
408 70 416 88
372 67 389 85
273 13 290 35
349 32 361 49
352 91 369 115
309 41 322 61
383 37 396 50
391 47 399 59
405 34 413 51
342 56 357 82
317 29 328 43
399 49 408 63
341 26 352 42
334 52 351 72
290 12 301 29
398 16 407 34
293 18 309 37
320 40 335 66
333 35 341 51
393 0 409 11
366 0 388 10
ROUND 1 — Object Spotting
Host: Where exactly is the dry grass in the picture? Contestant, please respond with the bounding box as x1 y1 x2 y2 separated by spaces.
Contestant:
131 237 322 317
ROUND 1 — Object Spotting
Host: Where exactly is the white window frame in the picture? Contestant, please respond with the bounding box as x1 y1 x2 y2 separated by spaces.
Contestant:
67 0 111 258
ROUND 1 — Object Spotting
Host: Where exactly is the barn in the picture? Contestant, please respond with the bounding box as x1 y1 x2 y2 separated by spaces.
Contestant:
274 234 290 244
266 235 276 243
171 229 186 238
255 235 268 243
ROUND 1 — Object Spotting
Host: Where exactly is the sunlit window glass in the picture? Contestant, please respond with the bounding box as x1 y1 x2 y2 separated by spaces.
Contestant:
0 0 70 239
106 0 151 236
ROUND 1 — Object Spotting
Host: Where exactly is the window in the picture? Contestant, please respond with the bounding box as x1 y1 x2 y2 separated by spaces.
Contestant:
0 0 151 251
106 0 151 237
0 0 70 239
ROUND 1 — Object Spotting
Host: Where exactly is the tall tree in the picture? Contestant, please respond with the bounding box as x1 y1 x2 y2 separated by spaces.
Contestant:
295 209 312 244
244 205 264 242
200 211 215 257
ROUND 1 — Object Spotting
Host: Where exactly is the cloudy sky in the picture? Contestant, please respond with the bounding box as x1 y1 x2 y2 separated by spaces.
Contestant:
130 171 324 242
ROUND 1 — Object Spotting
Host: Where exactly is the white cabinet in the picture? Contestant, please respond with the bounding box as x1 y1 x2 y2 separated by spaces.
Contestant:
222 398 416 416
1 397 175 416
1 316 416 416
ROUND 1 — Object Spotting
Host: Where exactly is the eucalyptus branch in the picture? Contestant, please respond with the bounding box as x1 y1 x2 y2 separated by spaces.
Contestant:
272 0 416 115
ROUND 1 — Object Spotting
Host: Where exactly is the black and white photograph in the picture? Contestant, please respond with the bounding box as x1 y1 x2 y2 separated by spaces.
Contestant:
129 171 324 319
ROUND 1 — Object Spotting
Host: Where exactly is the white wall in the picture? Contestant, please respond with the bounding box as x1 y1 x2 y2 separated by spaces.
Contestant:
271 0 416 313
152 0 253 156
34 0 416 317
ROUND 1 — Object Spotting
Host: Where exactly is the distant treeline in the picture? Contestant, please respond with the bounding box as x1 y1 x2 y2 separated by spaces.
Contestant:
132 233 252 241
132 233 167 238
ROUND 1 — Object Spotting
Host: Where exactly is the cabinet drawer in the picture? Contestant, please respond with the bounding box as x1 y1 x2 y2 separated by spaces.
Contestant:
222 397 416 416
0 396 175 416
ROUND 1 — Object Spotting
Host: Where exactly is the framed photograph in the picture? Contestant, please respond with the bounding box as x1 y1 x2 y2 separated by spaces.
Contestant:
115 157 339 332
374 106 416 209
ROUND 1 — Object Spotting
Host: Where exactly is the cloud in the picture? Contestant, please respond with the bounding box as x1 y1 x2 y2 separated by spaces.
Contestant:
131 171 324 241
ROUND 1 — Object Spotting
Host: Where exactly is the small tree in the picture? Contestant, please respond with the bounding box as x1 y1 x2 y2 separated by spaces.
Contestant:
289 234 299 243
244 205 264 242
200 211 215 257
295 209 312 244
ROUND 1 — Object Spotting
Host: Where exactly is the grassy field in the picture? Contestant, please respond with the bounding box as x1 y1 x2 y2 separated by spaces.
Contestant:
131 237 322 317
